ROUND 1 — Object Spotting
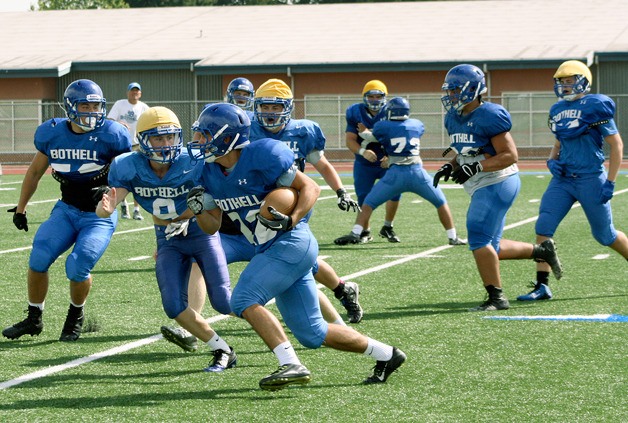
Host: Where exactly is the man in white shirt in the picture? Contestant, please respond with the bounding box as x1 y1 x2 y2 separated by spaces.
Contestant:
108 82 150 220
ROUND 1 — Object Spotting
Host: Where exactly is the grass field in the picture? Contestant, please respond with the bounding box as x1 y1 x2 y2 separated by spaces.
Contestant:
0 169 626 422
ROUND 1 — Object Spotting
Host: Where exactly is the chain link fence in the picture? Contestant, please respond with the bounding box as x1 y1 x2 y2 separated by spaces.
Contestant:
2 94 626 164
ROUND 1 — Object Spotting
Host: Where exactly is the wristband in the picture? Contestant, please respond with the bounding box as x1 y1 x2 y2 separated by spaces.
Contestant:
358 148 366 156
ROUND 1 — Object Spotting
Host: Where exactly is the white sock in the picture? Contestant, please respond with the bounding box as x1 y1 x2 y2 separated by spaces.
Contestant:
70 301 85 308
363 337 393 361
206 333 230 352
28 301 44 311
134 206 140 212
333 317 347 326
273 341 301 366
351 224 364 236
446 228 457 239
384 220 393 227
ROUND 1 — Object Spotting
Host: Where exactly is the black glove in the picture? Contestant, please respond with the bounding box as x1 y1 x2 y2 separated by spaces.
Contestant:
186 186 206 215
8 206 28 232
91 185 111 203
433 163 453 188
451 162 483 184
257 206 293 231
336 188 360 212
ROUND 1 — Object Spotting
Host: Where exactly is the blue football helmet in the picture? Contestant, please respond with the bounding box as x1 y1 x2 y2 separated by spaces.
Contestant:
63 79 107 132
188 102 251 163
384 97 410 120
136 107 183 164
226 77 255 111
441 64 487 114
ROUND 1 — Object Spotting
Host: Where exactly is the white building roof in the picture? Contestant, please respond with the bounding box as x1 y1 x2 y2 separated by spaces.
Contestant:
1 0 627 76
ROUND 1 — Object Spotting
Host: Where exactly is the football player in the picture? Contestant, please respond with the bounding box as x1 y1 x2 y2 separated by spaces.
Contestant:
518 60 628 301
335 97 466 246
342 80 402 243
249 78 364 324
187 102 406 390
95 106 236 372
434 64 564 311
3 79 132 342
225 77 255 114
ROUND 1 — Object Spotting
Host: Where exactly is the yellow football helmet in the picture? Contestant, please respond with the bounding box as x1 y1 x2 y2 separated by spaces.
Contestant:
362 80 388 111
136 106 182 163
553 60 592 101
254 79 293 129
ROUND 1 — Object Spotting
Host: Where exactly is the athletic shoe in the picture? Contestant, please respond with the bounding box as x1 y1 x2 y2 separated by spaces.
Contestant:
532 239 563 280
59 305 84 342
517 283 553 301
468 295 510 312
120 204 131 219
363 347 407 384
259 364 311 391
2 305 43 339
448 237 467 246
132 209 144 221
161 325 198 352
334 232 361 245
340 282 363 324
360 230 374 243
379 225 400 243
204 347 237 373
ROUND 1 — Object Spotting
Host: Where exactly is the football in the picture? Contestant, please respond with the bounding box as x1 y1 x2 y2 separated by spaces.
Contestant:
259 187 298 219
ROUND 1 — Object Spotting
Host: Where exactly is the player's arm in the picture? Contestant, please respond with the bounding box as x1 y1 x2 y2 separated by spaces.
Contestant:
195 207 222 235
312 154 343 192
347 128 377 163
477 131 518 172
289 171 321 222
16 151 49 213
604 133 623 182
96 186 129 218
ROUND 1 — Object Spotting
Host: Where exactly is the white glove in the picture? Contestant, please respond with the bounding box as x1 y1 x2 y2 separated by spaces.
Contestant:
165 220 190 240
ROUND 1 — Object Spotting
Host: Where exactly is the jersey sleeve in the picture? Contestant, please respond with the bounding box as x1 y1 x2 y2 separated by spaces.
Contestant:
107 153 136 192
345 105 359 134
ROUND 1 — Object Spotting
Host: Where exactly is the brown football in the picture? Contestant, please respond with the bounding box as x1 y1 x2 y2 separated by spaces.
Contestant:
260 187 298 219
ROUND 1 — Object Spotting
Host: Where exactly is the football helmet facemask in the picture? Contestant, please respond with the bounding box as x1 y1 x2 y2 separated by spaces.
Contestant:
384 97 410 121
440 64 487 114
553 60 592 101
362 80 388 112
254 79 294 129
136 106 183 164
226 77 255 111
188 102 251 163
63 79 107 132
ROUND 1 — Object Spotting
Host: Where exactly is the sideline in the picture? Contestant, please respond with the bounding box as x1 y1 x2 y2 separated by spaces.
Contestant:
1 188 626 390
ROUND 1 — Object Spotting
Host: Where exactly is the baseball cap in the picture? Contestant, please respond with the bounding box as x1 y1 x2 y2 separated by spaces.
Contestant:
127 82 142 91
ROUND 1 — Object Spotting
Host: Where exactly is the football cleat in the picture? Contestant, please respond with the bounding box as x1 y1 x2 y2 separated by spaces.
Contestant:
448 237 467 246
379 225 400 243
334 232 361 245
360 230 374 243
363 347 407 384
132 209 144 221
161 325 198 352
532 239 563 280
120 204 131 219
2 305 43 339
259 364 311 391
517 283 553 301
468 295 510 312
340 282 363 324
59 304 84 342
204 347 237 373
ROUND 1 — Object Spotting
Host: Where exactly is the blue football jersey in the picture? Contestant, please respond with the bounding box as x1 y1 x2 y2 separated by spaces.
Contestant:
249 119 326 171
548 94 618 175
372 118 425 158
35 118 132 183
345 102 387 165
200 138 300 250
443 102 517 195
108 150 203 220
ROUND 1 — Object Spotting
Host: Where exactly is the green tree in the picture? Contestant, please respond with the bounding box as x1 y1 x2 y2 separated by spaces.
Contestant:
38 0 130 10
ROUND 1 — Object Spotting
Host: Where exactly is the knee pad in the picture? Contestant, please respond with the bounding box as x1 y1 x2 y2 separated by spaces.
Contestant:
65 252 91 282
289 319 327 349
592 227 617 247
29 247 55 273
